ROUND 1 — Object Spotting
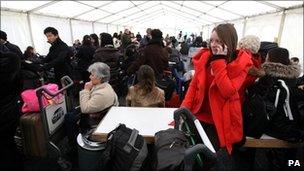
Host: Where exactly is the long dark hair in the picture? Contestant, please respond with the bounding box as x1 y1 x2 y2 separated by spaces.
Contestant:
82 35 91 46
212 23 238 62
90 33 99 47
136 65 155 95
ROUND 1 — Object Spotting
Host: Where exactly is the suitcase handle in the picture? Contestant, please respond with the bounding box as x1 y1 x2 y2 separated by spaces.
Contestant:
36 75 73 98
184 144 217 171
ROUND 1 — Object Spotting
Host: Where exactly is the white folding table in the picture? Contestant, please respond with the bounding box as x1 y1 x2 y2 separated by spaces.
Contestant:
91 107 177 143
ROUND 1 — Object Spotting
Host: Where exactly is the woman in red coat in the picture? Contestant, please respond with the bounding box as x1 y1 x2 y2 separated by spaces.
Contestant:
181 23 253 155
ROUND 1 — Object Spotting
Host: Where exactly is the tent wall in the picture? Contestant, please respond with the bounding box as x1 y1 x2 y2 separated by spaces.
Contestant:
1 11 32 53
93 22 108 37
203 7 303 70
244 12 282 41
1 10 119 55
30 14 72 55
71 20 93 42
107 24 118 35
280 7 303 70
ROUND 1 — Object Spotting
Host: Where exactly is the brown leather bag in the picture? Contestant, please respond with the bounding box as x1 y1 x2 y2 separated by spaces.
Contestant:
20 113 47 157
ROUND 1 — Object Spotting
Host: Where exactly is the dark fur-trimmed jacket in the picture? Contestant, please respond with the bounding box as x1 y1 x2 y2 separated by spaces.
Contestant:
249 62 304 141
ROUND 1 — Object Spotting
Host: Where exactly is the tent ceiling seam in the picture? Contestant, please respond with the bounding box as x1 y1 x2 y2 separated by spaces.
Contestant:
109 2 161 24
169 1 226 22
71 1 114 19
200 1 244 18
161 3 213 24
27 0 60 13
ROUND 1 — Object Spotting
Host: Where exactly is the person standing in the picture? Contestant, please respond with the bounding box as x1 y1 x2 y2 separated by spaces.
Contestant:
42 27 73 84
181 23 252 163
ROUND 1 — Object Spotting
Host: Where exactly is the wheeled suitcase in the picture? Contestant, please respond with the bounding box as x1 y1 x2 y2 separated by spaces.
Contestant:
20 113 47 157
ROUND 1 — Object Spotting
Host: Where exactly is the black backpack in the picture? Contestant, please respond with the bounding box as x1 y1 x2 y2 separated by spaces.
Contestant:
98 124 148 171
243 79 294 138
153 128 189 171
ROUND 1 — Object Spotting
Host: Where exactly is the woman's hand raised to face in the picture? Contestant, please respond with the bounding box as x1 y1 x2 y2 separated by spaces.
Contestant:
215 44 228 55
84 81 93 91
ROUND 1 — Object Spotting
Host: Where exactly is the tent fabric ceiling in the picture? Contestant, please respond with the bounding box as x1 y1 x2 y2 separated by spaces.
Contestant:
1 0 303 27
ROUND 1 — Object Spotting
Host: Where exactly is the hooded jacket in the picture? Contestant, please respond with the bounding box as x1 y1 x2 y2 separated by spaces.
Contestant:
250 62 304 141
181 48 253 154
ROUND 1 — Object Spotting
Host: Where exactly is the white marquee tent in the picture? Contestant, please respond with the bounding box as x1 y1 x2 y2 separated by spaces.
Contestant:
1 1 303 69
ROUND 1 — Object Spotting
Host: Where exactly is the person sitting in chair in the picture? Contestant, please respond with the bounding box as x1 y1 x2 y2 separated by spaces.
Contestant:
126 65 165 107
65 62 118 149
80 62 119 118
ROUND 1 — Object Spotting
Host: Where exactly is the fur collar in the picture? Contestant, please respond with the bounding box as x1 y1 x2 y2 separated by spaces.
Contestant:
262 62 301 79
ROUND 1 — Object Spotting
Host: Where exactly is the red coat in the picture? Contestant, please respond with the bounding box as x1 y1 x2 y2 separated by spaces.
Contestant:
181 49 253 154
240 53 263 103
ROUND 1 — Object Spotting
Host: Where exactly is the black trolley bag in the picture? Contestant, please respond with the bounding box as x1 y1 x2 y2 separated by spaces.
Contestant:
173 108 217 171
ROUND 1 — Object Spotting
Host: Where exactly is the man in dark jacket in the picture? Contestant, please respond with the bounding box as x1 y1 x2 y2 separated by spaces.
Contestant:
0 51 24 170
42 27 73 84
127 29 169 77
0 30 24 59
92 33 122 95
